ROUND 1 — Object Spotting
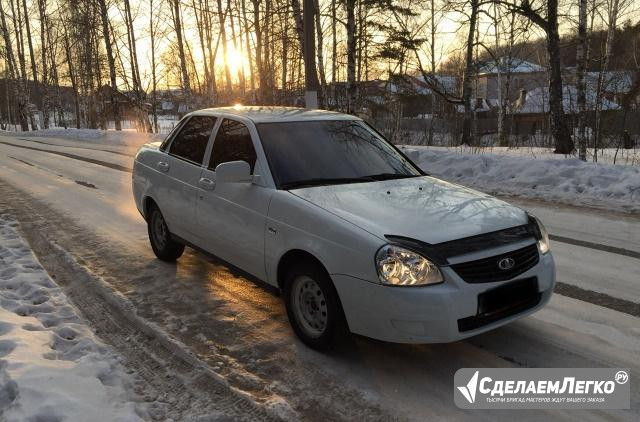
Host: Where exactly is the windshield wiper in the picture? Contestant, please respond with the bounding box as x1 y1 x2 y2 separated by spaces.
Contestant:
366 173 420 181
281 173 420 189
281 176 376 190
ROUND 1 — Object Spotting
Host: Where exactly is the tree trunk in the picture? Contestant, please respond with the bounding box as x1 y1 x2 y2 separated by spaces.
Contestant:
331 0 336 83
38 0 50 129
546 0 573 153
460 0 478 145
345 0 356 113
498 11 515 147
428 0 436 145
123 0 141 97
23 0 40 129
356 0 362 82
172 0 191 94
0 2 29 130
22 0 37 82
576 0 588 160
205 0 219 103
62 20 80 129
593 0 619 162
97 0 121 130
217 0 233 96
281 5 289 93
290 0 305 60
11 0 37 130
251 0 265 102
11 0 26 81
241 0 255 101
499 0 573 153
150 0 158 133
314 0 326 107
230 0 245 95
45 13 65 128
193 0 212 100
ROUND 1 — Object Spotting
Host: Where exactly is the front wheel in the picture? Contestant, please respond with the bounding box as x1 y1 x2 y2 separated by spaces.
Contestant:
283 262 347 350
147 204 185 262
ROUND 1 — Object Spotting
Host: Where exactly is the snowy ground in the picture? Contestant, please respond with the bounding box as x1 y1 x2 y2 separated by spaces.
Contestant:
401 146 640 213
2 128 163 147
0 131 638 420
414 145 640 166
0 216 143 421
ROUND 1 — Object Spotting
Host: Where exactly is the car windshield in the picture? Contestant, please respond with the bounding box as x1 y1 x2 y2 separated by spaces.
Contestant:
256 120 422 189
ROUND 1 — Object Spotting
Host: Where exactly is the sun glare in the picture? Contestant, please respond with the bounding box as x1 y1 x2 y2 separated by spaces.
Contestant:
226 45 245 77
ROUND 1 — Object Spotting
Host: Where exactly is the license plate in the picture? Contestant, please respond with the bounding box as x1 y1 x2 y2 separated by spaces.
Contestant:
477 277 539 317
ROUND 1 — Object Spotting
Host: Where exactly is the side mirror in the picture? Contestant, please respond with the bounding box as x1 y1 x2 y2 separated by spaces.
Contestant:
215 160 253 183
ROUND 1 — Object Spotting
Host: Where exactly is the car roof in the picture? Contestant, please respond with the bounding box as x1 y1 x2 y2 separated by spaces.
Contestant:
192 106 362 123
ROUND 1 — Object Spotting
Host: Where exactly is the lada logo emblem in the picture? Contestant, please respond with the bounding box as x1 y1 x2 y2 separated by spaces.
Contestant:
497 257 515 271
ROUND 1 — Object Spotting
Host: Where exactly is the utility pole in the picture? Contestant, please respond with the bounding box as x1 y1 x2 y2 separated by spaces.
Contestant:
303 0 318 108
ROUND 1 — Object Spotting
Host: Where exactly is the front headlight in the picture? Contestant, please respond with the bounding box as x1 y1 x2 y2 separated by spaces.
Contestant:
530 215 550 254
375 244 443 286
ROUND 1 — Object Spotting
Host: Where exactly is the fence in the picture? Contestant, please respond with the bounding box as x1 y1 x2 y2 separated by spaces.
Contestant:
371 109 640 148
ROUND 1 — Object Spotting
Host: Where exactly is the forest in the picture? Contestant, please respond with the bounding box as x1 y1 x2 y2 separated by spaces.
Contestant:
0 0 639 158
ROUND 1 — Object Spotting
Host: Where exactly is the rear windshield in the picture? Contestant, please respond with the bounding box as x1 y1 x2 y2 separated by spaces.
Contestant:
256 120 421 189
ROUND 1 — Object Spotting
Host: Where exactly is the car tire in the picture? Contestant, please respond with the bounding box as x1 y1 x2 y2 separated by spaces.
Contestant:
147 204 185 262
283 261 347 350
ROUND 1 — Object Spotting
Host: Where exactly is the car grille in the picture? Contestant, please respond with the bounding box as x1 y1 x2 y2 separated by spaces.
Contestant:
458 277 541 332
450 243 539 283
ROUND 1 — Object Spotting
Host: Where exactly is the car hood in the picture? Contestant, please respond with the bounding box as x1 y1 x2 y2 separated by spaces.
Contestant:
290 176 528 244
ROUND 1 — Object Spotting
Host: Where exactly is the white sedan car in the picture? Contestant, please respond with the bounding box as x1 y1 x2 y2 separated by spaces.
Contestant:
132 107 555 350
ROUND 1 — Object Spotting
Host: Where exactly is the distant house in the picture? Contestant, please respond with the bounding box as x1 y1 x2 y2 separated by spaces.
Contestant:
586 71 634 105
325 80 399 116
475 58 547 102
513 85 620 114
395 75 459 118
152 88 194 117
414 74 458 97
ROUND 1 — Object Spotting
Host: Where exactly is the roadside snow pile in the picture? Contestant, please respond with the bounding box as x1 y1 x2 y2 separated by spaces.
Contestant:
3 128 162 147
0 216 143 421
424 145 640 166
401 146 640 213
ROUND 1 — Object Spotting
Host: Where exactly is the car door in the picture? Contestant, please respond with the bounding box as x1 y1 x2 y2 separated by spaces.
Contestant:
196 118 272 280
159 115 217 240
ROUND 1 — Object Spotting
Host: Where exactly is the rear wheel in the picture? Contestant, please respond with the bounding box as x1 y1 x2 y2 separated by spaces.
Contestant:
284 261 346 350
147 204 184 262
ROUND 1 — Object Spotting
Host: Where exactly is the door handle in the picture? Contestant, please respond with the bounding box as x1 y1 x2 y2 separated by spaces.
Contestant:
157 161 169 172
198 177 216 190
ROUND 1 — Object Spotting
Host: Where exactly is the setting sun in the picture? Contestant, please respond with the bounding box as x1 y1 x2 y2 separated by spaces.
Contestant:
226 45 246 79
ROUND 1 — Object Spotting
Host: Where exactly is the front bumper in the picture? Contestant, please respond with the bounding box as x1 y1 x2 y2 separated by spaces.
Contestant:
331 251 555 343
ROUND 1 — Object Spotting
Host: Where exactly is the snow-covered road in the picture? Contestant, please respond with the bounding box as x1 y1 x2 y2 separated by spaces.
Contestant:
0 134 638 421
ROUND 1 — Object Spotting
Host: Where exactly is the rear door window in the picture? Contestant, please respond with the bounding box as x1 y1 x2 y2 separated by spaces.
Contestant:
169 116 217 164
209 119 257 173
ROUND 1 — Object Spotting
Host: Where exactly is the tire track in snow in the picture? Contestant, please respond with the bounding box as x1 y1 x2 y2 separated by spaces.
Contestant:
17 137 136 157
550 234 640 260
554 281 640 318
0 141 132 173
10 204 289 421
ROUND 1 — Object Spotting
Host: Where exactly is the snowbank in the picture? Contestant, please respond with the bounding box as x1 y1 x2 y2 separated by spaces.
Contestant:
432 145 640 167
0 217 143 421
2 128 162 147
401 146 640 213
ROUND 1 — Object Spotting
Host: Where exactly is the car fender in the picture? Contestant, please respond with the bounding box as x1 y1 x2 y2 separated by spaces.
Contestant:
265 190 384 287
132 146 172 226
